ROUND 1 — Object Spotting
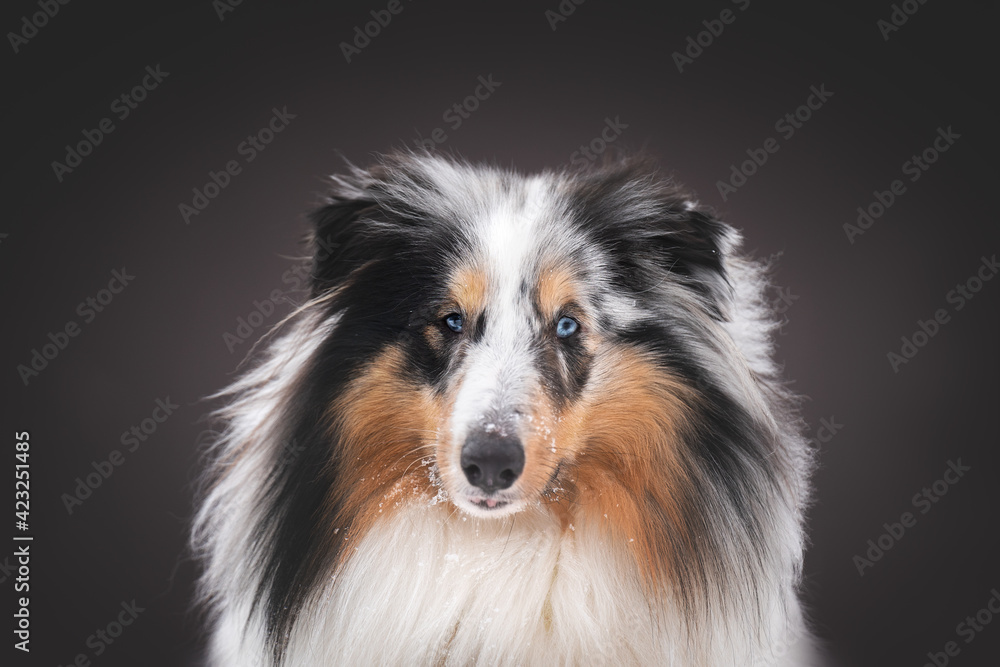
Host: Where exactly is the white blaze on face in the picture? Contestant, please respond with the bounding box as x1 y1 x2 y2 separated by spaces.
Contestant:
447 178 555 469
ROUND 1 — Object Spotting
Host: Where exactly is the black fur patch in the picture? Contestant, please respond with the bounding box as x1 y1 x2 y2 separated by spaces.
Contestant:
261 183 466 662
565 157 730 314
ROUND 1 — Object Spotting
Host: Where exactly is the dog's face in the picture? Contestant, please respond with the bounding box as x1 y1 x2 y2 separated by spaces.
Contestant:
312 154 732 522
430 230 601 517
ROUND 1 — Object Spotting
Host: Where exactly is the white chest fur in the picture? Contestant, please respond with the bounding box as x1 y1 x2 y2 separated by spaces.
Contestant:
276 503 811 667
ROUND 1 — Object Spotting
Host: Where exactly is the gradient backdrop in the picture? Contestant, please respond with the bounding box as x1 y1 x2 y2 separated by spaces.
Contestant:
3 1 999 665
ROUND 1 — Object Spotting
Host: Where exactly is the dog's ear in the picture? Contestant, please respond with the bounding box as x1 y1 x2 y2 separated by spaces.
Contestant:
308 168 384 295
621 203 733 319
652 206 729 282
569 156 733 312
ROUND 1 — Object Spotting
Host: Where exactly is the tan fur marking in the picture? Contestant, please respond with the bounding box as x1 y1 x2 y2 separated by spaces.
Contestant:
325 345 441 562
449 266 488 314
537 264 579 318
548 345 700 593
424 265 489 351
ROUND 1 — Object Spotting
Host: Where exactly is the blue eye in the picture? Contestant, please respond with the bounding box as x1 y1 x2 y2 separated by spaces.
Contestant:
555 316 579 338
444 313 464 333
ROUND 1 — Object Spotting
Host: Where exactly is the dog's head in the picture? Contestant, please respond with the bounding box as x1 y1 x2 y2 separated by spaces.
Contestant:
196 152 808 664
309 152 739 520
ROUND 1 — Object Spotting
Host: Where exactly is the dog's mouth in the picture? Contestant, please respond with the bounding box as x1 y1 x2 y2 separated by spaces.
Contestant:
468 497 510 510
449 462 565 518
454 491 523 517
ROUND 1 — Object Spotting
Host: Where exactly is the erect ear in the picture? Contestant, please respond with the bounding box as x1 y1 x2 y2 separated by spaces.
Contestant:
627 203 734 319
307 169 382 295
569 155 727 271
653 206 728 278
568 155 734 314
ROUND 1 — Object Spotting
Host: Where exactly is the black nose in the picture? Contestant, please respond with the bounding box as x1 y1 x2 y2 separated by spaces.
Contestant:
460 432 524 493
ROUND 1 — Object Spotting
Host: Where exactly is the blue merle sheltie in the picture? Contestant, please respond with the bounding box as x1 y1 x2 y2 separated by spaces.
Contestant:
192 152 818 666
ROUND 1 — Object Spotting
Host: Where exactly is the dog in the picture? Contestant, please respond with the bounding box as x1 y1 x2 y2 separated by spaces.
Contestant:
192 152 817 666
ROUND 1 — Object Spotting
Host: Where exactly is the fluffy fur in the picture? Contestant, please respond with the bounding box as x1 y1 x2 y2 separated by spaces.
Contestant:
192 152 817 666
